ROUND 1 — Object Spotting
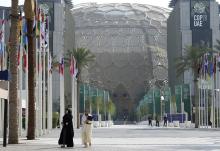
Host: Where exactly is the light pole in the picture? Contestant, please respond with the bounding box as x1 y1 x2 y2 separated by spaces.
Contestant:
149 80 156 120
213 88 220 128
160 95 164 121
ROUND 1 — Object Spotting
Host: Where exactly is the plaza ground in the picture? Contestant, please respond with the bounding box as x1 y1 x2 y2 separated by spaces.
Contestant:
1 124 220 150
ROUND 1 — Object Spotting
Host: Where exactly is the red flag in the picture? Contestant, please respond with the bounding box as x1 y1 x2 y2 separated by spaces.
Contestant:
59 58 64 75
17 46 20 66
69 56 75 76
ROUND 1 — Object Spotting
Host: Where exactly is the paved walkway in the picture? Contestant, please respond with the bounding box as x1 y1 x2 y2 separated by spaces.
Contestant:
1 125 220 151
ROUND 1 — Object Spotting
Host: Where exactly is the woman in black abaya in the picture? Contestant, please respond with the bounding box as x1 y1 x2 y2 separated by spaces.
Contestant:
58 109 74 147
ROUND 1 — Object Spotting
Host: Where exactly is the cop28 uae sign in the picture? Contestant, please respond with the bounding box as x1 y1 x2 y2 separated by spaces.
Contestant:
190 0 210 29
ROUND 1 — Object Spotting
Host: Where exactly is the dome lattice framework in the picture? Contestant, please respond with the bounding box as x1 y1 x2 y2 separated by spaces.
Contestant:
73 3 170 120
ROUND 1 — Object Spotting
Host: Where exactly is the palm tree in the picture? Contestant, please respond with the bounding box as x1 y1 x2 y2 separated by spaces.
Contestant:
66 48 95 128
8 0 19 144
24 0 36 139
175 45 213 128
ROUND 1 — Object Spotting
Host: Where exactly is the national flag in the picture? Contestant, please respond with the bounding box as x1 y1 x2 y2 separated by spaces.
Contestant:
48 55 52 74
213 56 217 74
209 61 213 77
22 19 28 47
204 56 208 74
23 49 27 72
217 54 220 71
0 10 5 55
36 8 41 37
17 14 23 66
40 11 45 41
69 55 74 76
0 30 3 41
59 57 64 75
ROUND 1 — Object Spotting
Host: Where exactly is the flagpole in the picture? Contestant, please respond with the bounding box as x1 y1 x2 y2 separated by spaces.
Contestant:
47 17 52 131
153 88 155 120
19 34 23 136
181 85 183 123
204 85 205 127
2 9 5 70
75 78 78 128
42 21 46 135
199 80 201 127
49 61 53 129
70 55 76 128
35 35 39 136
212 63 215 128
206 85 208 128
59 57 65 127
71 71 74 127
189 84 192 122
25 38 29 137
217 56 220 128
23 16 29 136
83 84 85 113
0 9 5 135
169 87 172 123
16 11 23 136
48 54 52 130
39 18 43 136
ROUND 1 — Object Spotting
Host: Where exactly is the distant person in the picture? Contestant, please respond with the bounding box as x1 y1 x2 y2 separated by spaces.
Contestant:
163 115 168 127
81 113 93 148
156 116 160 127
148 116 152 126
81 112 88 146
58 109 74 148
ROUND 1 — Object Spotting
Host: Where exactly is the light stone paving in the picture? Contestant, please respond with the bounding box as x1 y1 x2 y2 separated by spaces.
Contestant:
1 125 220 151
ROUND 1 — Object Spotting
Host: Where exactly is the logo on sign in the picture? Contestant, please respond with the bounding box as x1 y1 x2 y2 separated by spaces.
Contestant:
191 1 209 29
193 2 207 27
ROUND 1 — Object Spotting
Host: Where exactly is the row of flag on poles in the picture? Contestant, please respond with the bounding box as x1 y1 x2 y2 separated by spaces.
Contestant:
59 55 78 78
1 7 78 78
197 52 220 79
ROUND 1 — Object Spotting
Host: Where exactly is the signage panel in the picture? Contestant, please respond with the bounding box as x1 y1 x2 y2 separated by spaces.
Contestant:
190 0 210 29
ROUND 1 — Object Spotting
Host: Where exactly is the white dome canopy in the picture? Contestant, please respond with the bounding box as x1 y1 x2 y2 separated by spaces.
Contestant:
73 3 169 120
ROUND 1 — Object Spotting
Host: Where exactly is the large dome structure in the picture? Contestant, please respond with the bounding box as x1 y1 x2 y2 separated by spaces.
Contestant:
73 3 170 120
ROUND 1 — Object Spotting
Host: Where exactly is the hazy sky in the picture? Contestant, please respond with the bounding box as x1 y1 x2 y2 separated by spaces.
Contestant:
1 0 220 8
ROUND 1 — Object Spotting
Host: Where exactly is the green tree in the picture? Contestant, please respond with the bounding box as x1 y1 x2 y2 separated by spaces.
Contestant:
136 106 141 121
107 99 116 121
85 97 92 113
175 45 213 128
24 0 36 139
8 0 19 144
93 96 103 120
66 48 95 128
